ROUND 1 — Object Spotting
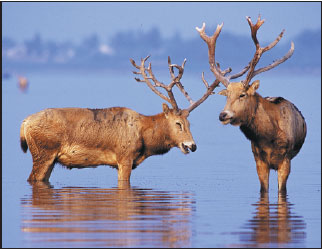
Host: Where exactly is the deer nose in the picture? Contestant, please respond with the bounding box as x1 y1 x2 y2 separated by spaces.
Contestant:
219 112 227 121
191 143 197 152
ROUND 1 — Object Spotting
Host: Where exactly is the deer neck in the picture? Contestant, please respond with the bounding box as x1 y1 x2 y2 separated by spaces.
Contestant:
141 113 174 155
240 93 275 142
242 93 260 127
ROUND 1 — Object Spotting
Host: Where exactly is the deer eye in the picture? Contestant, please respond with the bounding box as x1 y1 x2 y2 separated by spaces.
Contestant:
176 122 183 131
239 93 246 98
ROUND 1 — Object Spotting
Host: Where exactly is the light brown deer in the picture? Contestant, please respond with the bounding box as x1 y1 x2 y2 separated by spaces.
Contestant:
21 56 222 182
196 16 306 194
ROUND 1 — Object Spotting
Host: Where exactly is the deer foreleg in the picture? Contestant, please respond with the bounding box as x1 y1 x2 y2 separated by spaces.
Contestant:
255 160 270 193
117 158 133 181
277 159 290 194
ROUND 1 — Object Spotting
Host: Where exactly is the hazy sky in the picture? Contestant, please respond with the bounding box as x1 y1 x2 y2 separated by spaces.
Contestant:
3 2 321 44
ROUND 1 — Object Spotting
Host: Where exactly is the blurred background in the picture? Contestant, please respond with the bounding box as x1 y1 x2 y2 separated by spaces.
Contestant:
3 2 321 77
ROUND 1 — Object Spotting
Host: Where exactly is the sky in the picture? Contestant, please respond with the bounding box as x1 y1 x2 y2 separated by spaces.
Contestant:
2 2 321 44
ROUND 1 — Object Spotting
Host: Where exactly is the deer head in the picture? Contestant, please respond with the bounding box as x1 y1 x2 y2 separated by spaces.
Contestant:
130 56 199 154
130 54 227 153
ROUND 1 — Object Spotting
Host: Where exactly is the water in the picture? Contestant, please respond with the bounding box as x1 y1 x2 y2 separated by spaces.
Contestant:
2 69 321 247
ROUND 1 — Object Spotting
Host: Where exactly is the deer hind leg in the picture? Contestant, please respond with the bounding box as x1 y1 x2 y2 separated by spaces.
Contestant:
27 137 57 182
28 153 56 182
117 158 133 182
25 131 60 182
277 159 290 194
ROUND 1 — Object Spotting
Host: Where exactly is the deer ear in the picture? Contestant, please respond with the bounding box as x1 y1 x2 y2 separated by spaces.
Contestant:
162 103 170 116
247 80 260 95
218 89 228 96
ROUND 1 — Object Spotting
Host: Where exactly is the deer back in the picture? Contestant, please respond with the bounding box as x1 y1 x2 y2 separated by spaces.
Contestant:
22 107 143 153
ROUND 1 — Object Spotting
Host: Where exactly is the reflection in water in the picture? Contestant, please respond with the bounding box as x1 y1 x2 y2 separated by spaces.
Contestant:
234 194 306 247
21 182 194 248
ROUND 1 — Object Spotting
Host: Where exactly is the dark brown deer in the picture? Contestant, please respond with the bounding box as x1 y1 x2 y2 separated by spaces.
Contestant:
21 55 222 182
196 16 307 194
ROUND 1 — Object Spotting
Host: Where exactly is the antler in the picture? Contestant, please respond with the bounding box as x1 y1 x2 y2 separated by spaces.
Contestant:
184 62 232 113
196 22 232 88
130 55 186 111
243 15 295 86
196 16 295 89
167 56 193 106
131 55 226 113
167 56 219 113
176 22 233 113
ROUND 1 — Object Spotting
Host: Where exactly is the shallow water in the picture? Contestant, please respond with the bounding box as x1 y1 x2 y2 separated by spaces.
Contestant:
2 69 321 247
20 183 194 248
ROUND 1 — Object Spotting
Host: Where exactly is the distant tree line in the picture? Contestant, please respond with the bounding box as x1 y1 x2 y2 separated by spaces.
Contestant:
2 27 321 74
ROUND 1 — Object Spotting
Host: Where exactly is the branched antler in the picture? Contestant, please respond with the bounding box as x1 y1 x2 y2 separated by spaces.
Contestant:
243 15 294 86
130 55 186 111
167 56 194 106
130 55 226 113
130 15 293 113
167 22 235 113
185 64 231 113
196 16 295 89
196 22 231 88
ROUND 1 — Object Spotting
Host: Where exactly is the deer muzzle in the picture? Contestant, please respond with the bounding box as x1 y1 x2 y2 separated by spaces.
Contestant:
219 111 233 125
180 141 197 154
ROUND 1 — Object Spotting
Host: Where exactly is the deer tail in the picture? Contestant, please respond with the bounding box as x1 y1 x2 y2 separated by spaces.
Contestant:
20 121 28 153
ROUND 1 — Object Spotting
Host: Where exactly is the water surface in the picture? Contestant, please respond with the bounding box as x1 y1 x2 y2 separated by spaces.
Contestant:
2 70 321 247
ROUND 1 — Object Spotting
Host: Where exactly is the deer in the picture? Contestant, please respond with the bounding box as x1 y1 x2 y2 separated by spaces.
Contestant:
196 16 307 194
20 55 224 183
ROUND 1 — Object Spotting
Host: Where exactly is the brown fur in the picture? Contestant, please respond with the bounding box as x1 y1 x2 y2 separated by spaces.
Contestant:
219 81 307 194
20 104 196 182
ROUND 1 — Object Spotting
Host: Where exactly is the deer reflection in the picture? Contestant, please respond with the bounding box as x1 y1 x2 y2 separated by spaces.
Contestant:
21 181 194 248
239 193 306 247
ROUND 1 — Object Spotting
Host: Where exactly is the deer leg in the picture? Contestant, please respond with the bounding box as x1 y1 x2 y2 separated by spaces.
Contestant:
255 160 270 193
252 144 270 193
277 159 290 194
117 158 133 182
28 154 56 182
118 180 131 189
